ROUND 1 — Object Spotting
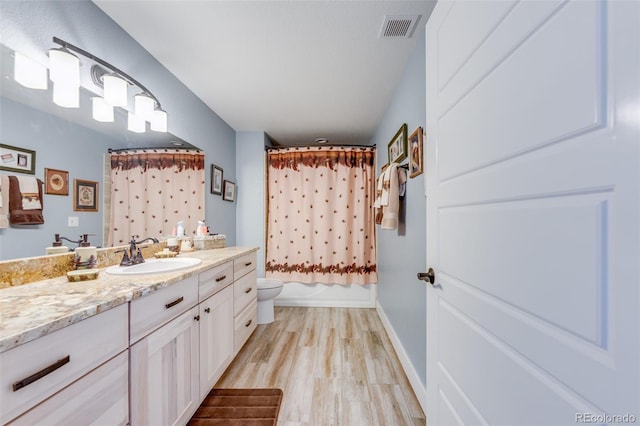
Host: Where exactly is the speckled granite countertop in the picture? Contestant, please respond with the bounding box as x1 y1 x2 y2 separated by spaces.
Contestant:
0 246 258 353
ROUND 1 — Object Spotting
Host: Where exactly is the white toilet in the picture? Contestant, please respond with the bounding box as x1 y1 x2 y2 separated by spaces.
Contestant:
256 278 283 324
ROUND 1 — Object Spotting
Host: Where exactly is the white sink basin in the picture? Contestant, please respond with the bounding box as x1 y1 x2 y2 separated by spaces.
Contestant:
105 257 202 275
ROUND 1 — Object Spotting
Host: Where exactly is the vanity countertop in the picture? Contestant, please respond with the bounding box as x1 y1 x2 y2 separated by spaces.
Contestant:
0 246 259 353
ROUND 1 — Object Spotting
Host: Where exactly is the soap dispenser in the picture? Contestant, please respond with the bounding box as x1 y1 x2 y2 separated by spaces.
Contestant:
74 234 97 269
45 234 70 255
176 221 185 237
196 220 208 237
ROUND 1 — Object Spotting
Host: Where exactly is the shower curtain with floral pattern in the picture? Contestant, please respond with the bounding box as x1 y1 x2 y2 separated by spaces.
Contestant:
107 149 205 246
265 146 377 284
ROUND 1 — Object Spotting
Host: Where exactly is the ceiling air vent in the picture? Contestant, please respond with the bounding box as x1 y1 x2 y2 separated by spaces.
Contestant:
379 15 421 38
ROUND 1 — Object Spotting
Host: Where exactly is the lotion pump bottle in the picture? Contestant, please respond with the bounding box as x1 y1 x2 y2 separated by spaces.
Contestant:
197 221 207 236
176 221 185 237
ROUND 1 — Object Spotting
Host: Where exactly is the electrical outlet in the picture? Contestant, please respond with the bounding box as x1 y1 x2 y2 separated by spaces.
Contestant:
68 216 79 227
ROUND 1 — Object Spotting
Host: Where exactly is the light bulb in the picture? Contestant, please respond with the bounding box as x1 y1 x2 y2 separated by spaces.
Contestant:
92 97 114 122
150 109 168 132
14 52 48 90
134 93 155 122
103 74 128 107
48 48 79 87
52 81 79 108
128 111 146 133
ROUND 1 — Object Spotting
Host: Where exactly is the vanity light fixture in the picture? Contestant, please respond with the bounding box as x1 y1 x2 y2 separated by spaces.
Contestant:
128 111 146 133
151 108 168 132
14 52 48 90
92 97 114 122
52 81 80 108
17 37 168 132
48 47 79 86
48 47 80 108
103 73 128 107
134 92 155 122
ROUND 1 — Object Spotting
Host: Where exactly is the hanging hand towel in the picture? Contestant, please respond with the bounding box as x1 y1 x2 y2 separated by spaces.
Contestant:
8 176 44 224
381 163 399 230
0 175 8 228
16 175 42 209
373 169 386 224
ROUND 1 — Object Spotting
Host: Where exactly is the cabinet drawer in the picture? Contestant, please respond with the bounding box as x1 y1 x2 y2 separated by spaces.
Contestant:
234 299 257 353
199 260 233 301
130 275 198 344
9 350 129 426
233 269 257 315
233 252 256 280
0 304 128 425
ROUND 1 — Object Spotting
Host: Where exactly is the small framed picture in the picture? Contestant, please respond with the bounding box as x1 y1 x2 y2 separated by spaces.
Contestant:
211 164 223 195
0 143 36 174
44 168 69 195
408 127 424 178
222 180 236 202
387 124 408 164
73 179 99 212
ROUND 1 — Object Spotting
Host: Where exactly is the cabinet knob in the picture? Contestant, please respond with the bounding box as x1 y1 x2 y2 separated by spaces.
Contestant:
194 315 200 321
204 307 211 314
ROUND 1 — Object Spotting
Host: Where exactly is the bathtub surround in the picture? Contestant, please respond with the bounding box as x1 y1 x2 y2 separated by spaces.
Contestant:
265 146 377 285
107 149 205 246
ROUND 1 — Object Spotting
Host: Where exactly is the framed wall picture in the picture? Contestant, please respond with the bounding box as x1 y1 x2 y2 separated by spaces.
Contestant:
408 127 424 178
73 179 99 212
387 123 408 164
0 143 36 174
44 168 69 195
211 164 223 195
222 180 236 202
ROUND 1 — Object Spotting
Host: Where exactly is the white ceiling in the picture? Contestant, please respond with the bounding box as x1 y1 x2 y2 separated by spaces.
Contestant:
93 1 435 146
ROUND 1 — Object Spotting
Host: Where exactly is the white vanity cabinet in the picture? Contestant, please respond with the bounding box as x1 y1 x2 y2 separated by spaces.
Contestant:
8 351 129 426
233 252 258 353
0 304 128 425
198 285 234 399
129 275 200 426
198 261 235 399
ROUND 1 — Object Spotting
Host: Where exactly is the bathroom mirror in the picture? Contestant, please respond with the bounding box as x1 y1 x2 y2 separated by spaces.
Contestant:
0 43 200 261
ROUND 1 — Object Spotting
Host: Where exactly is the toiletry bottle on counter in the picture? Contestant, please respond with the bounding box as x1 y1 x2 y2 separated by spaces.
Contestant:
46 233 70 255
74 234 97 269
176 221 185 237
197 220 208 236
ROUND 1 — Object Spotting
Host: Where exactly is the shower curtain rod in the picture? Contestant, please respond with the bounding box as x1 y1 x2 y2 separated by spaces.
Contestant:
108 147 202 153
265 144 375 150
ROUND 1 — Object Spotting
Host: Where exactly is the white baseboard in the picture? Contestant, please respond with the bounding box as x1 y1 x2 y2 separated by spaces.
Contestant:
376 301 427 415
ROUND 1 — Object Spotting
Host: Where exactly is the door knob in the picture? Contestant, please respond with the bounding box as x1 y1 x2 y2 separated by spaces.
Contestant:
417 268 436 285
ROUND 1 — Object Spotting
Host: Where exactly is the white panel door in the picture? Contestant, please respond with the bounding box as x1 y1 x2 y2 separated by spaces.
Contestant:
425 1 639 424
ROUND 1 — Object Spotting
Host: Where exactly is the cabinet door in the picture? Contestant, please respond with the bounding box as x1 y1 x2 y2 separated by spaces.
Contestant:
9 351 129 426
130 306 200 426
199 285 234 400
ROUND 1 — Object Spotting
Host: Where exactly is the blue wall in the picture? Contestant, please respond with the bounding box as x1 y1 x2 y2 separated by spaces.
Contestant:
0 97 116 259
0 0 237 258
370 28 427 386
235 131 268 274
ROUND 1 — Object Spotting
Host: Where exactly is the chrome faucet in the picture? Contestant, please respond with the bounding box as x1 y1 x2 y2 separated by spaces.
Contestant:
118 235 159 266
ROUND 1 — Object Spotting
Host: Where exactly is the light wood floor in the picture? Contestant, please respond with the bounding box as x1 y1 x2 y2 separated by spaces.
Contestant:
216 306 426 426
